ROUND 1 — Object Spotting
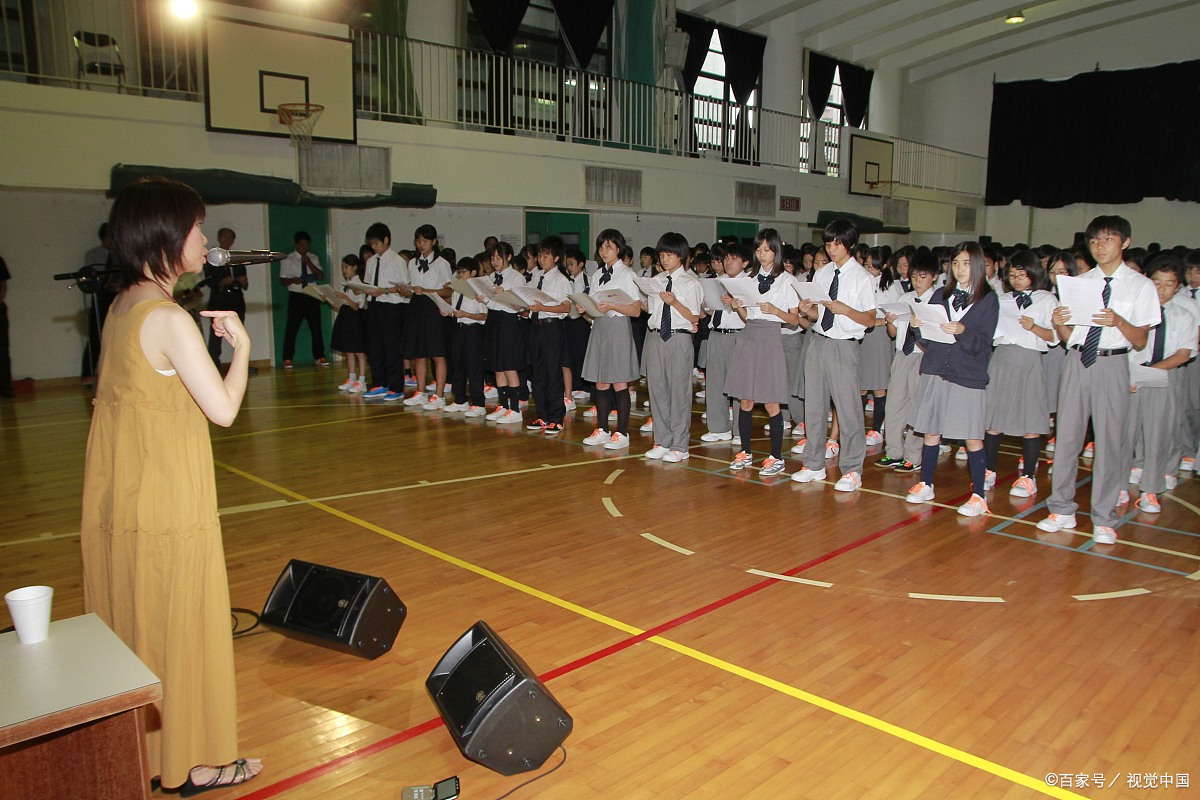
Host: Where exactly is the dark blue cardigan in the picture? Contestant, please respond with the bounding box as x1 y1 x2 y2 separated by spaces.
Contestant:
916 287 999 389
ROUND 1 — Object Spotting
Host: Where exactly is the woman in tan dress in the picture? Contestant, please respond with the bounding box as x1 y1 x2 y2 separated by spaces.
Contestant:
80 177 262 796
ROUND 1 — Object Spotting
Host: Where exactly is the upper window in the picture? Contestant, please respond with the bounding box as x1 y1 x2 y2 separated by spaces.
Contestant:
691 29 757 151
820 66 844 127
466 1 610 75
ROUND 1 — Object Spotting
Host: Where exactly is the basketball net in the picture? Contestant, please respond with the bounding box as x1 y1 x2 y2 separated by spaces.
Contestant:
277 103 324 149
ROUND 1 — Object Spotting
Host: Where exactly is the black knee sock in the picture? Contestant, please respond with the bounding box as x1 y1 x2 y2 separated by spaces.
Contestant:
507 386 519 411
594 389 612 431
872 395 887 432
768 412 784 459
921 443 940 486
967 448 987 497
1022 436 1041 478
614 388 631 435
739 408 753 452
984 432 1002 471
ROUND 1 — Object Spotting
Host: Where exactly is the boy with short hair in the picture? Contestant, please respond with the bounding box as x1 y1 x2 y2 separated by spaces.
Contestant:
1037 216 1160 544
361 222 410 401
443 257 488 416
1173 250 1200 471
699 243 749 443
523 236 572 435
278 231 328 368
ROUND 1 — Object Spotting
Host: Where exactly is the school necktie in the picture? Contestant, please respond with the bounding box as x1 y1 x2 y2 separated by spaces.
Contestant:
371 256 381 300
532 275 545 321
455 293 464 311
599 267 612 286
903 298 921 355
1150 314 1167 364
821 268 840 331
1190 287 1198 299
952 288 969 311
660 275 673 341
900 279 912 293
417 258 429 273
712 309 723 329
1014 291 1031 310
493 272 503 286
1080 277 1113 368
582 273 591 294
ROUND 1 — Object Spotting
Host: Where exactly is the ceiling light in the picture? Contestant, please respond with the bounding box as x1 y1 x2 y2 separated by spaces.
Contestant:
171 0 198 20
1004 11 1026 24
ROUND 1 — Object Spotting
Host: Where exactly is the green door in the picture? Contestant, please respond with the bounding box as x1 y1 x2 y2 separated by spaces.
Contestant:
716 219 759 247
525 210 590 257
268 205 332 366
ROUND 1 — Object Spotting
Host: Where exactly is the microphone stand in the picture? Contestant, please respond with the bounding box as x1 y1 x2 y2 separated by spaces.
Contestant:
55 264 123 391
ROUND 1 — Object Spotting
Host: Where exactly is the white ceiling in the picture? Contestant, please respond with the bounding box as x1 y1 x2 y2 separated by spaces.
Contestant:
675 0 1200 83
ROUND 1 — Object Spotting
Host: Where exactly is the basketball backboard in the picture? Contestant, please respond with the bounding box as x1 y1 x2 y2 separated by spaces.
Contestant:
848 133 895 197
204 7 355 144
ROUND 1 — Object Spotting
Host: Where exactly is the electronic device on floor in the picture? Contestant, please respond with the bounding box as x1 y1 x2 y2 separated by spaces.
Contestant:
401 776 459 800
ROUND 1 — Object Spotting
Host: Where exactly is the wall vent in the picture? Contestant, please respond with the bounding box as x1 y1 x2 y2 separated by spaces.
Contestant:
954 206 978 232
585 166 642 206
734 182 775 216
298 143 392 194
881 198 910 227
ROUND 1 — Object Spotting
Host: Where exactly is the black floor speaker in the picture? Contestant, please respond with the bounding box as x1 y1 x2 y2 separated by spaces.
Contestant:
426 621 572 775
261 560 406 659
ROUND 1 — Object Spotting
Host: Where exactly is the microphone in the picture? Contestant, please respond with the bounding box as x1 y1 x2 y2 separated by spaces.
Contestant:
206 248 289 267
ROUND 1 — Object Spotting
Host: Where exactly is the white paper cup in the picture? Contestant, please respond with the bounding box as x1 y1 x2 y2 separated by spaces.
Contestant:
5 585 54 644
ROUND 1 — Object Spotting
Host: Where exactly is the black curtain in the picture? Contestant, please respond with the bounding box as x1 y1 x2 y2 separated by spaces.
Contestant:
986 60 1200 207
551 0 614 69
839 61 873 129
716 26 766 104
674 12 716 91
468 0 531 55
806 50 837 121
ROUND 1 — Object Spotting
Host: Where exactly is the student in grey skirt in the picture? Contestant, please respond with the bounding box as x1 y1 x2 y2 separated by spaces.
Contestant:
580 229 642 450
906 241 999 517
725 229 801 477
982 251 1058 499
860 247 902 446
780 247 811 436
1042 251 1078 420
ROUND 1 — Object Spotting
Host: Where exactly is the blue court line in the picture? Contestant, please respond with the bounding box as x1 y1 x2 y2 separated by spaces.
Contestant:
983 526 1191 577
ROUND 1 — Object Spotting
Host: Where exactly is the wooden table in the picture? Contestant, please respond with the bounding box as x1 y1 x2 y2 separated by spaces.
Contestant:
0 613 162 800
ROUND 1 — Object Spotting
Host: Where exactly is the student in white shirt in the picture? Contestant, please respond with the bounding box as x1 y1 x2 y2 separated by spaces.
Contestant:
442 257 489 416
278 230 327 368
523 236 572 435
403 224 454 409
361 222 410 402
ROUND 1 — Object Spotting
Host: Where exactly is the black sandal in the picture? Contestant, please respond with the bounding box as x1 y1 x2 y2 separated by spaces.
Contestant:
173 759 258 798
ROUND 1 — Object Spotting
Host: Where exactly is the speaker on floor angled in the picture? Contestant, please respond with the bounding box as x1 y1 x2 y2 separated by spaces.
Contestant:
426 620 572 775
261 559 406 659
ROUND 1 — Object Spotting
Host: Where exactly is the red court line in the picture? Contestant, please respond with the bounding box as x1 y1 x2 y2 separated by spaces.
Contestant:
239 483 986 799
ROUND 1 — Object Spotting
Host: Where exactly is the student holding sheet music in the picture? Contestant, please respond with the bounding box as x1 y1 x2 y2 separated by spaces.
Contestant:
563 248 593 410
482 241 527 424
332 254 368 393
1122 256 1197 514
903 241 998 518
699 244 749 444
723 229 800 477
642 232 703 463
792 220 877 492
1037 216 1159 545
402 224 453 410
579 229 642 450
981 250 1058 499
443 257 489 417
860 247 902 447
361 223 410 402
522 236 572 435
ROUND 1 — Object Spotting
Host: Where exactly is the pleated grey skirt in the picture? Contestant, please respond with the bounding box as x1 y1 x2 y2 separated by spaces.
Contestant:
724 319 789 403
582 315 641 384
985 344 1050 435
912 373 986 440
1042 343 1065 413
858 323 894 391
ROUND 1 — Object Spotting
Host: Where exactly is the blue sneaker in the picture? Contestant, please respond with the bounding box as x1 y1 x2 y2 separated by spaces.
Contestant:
363 386 389 398
383 391 403 402
403 376 418 387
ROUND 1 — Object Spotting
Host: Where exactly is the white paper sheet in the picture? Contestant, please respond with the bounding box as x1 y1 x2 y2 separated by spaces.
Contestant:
910 300 956 344
1056 275 1106 324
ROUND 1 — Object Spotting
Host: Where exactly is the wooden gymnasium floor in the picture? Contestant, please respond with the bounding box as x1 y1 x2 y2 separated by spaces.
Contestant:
2 365 1199 800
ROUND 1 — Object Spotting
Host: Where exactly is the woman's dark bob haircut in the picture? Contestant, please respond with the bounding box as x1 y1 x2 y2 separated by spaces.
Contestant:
109 176 205 289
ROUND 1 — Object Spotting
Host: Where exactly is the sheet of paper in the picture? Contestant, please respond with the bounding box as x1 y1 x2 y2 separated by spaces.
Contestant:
568 292 602 318
699 278 730 312
795 282 831 304
880 301 912 321
467 276 499 299
910 300 956 344
719 276 763 308
995 293 1026 341
427 291 454 314
345 280 376 293
1056 275 1105 324
591 288 638 307
632 275 666 298
1130 362 1169 388
512 286 559 306
493 290 529 310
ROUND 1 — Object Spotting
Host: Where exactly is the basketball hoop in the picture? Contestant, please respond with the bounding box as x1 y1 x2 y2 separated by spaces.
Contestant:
865 179 899 199
277 102 324 149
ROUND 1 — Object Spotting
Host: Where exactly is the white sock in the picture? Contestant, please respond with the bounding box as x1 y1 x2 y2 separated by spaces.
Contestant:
348 372 357 383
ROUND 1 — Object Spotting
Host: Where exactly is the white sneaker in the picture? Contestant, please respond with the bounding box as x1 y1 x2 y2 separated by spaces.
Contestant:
695 390 706 399
865 430 883 446
338 379 354 392
1181 456 1196 472
833 471 861 492
403 391 428 406
442 402 468 413
663 450 690 463
564 398 576 411
421 394 445 411
1092 526 1117 545
640 418 654 433
693 367 704 381
485 407 505 421
571 390 589 400
628 389 637 405
1036 513 1077 533
732 435 741 447
643 399 650 408
791 467 826 483
425 382 436 392
939 444 951 456
957 494 989 517
464 405 487 418
584 406 597 418
1165 473 1178 491
983 470 996 490
604 432 630 449
906 482 935 504
645 445 669 460
484 385 499 399
350 380 366 394
495 409 523 424
790 438 807 455
582 428 610 446
1129 467 1142 484
824 440 840 459
792 423 805 437
700 431 732 442
955 446 968 461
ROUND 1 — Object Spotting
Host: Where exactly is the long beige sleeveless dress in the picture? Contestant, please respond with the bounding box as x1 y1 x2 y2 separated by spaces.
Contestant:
80 298 238 789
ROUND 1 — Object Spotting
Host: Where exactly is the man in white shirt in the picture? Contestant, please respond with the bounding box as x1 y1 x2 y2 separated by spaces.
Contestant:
278 230 328 368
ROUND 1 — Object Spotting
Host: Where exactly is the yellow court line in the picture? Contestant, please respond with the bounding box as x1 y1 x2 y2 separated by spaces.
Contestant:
214 411 407 441
215 459 1088 799
602 497 623 517
1073 588 1151 602
909 592 1005 603
641 532 694 556
746 568 832 588
604 468 624 485
1165 492 1200 517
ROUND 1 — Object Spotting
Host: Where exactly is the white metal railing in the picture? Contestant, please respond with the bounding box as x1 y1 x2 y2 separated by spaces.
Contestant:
0 0 200 98
892 137 986 196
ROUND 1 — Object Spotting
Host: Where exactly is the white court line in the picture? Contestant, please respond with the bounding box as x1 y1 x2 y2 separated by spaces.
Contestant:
602 497 623 518
219 500 290 515
746 568 833 588
908 592 1005 603
641 533 694 556
1073 588 1151 601
604 469 624 485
